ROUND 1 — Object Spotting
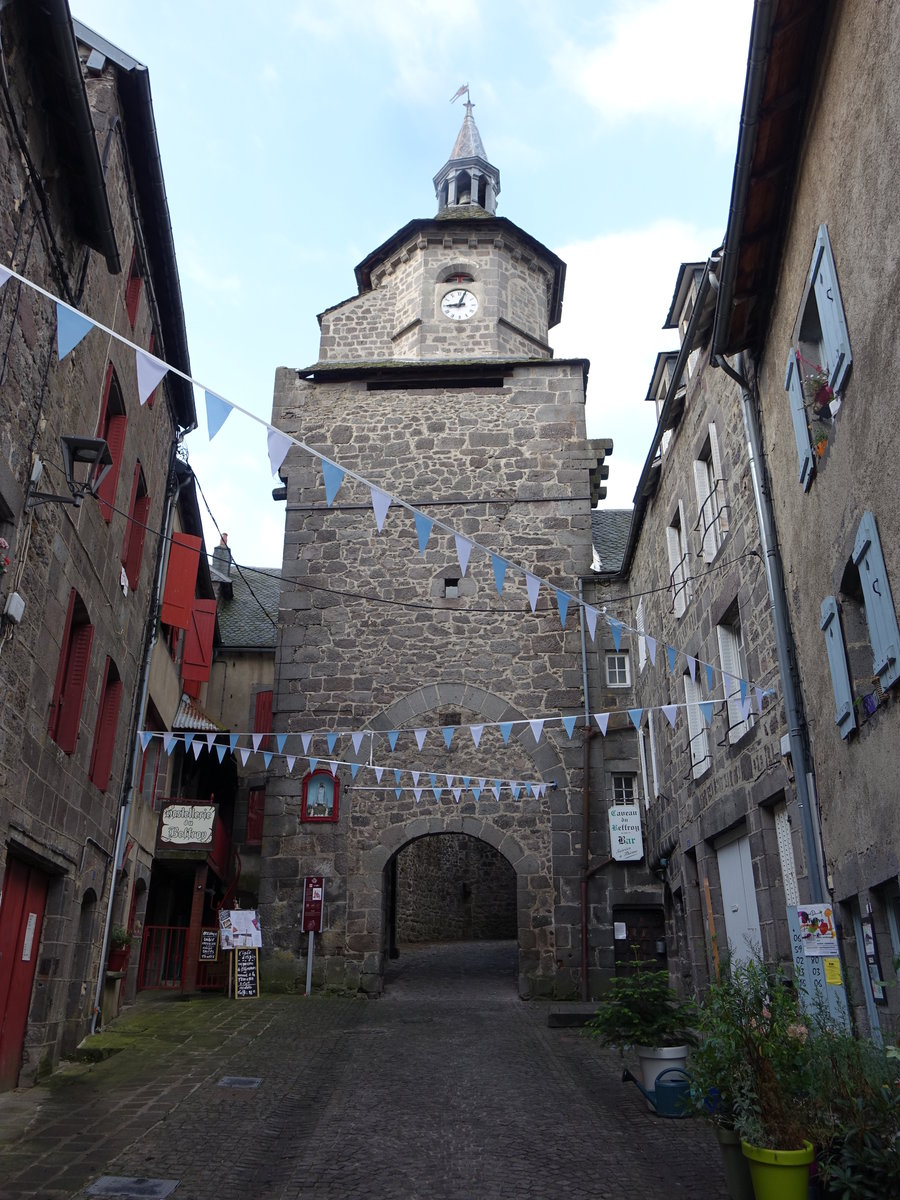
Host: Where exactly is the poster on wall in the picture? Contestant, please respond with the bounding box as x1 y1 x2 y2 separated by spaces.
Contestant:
608 806 643 862
218 909 262 951
797 904 838 956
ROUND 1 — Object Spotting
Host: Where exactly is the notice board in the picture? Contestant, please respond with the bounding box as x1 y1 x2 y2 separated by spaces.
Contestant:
234 947 260 999
199 929 219 962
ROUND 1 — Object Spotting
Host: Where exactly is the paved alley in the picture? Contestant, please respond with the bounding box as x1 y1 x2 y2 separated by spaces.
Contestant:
0 942 727 1200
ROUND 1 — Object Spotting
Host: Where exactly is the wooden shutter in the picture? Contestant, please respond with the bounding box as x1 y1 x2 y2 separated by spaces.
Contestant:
683 673 708 773
717 623 747 740
122 465 149 590
820 596 856 739
182 599 217 683
246 789 265 845
708 423 729 536
96 413 127 522
89 658 123 791
160 533 202 629
784 349 815 491
852 512 900 690
254 689 273 752
810 225 852 393
693 459 717 562
55 618 94 754
125 247 142 327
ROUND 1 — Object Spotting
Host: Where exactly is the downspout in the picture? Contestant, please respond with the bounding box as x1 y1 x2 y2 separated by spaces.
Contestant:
714 351 827 902
577 579 594 1000
91 442 189 1031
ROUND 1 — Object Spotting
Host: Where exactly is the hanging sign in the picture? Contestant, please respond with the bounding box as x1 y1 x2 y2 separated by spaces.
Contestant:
302 877 325 933
609 806 643 862
157 802 216 852
234 947 260 998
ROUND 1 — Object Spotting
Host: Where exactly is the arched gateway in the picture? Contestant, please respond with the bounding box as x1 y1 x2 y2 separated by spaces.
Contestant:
261 105 607 999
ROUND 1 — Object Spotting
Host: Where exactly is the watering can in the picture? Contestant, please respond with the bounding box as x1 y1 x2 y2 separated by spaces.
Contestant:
621 1065 692 1118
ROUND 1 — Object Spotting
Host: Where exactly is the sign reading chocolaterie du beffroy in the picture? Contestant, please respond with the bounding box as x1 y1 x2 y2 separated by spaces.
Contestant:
156 801 217 855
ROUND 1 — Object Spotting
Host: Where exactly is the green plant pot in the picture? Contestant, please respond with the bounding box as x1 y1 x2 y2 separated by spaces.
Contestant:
714 1126 754 1200
741 1140 814 1200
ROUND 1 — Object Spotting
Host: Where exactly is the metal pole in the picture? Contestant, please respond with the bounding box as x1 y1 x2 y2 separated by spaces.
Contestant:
305 931 314 996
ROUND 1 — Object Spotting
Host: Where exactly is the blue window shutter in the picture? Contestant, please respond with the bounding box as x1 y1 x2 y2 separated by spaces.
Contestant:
810 225 852 393
784 350 814 491
820 597 856 738
852 511 900 690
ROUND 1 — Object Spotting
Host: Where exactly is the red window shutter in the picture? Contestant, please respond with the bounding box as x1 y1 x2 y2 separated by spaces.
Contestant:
55 620 94 754
182 599 217 683
96 363 114 436
96 413 127 522
122 466 150 590
246 789 265 845
49 589 77 738
160 533 202 629
183 678 200 699
125 248 143 327
254 689 273 751
89 659 123 791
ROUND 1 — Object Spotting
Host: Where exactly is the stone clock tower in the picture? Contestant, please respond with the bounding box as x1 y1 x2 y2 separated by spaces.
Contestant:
263 106 612 998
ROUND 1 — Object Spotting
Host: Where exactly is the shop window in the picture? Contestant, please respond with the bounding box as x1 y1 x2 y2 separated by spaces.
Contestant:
49 589 94 753
95 364 127 523
121 463 149 591
89 657 123 791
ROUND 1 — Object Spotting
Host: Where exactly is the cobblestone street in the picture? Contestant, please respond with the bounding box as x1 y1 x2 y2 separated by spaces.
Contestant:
0 942 728 1200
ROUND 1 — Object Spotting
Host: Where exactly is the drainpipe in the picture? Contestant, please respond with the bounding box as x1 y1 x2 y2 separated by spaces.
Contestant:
91 444 190 1031
577 579 594 1000
714 351 827 902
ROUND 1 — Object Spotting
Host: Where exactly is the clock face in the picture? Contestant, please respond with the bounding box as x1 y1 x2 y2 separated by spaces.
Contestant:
441 288 479 320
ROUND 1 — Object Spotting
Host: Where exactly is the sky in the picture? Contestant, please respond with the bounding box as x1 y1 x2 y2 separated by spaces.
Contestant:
73 0 754 568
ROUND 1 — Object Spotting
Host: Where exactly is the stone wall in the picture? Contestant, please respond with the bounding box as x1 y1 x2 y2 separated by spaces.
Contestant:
395 833 517 943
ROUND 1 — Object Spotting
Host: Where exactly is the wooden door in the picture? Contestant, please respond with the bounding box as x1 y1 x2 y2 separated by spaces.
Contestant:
0 858 49 1089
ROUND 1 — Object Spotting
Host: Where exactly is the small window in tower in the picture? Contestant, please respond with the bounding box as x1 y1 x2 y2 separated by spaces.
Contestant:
444 578 460 598
444 273 474 284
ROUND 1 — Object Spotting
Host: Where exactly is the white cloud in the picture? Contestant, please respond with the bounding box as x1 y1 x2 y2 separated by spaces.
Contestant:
551 0 753 147
260 63 279 86
550 218 721 507
181 241 242 301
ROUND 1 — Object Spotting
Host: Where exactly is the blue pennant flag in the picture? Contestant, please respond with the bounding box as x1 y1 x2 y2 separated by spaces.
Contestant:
263 752 273 768
276 734 287 753
205 391 233 440
700 701 714 726
609 618 623 651
388 730 399 751
472 787 482 801
184 733 194 751
562 715 577 739
706 663 715 692
739 678 748 704
628 708 643 731
394 769 402 786
442 727 454 748
500 722 513 744
322 459 345 505
413 510 433 555
326 733 338 753
666 644 677 673
56 303 94 360
492 554 507 595
229 733 239 751
555 589 570 627
395 787 403 799
308 757 318 772
350 762 360 779
140 731 153 752
512 784 521 801
216 745 227 762
429 773 438 787
463 777 471 789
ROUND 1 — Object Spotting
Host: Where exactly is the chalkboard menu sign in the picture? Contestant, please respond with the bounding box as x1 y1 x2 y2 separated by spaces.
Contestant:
234 947 259 999
199 929 219 962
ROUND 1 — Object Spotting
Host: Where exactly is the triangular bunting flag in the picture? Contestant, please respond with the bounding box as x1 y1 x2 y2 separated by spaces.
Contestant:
412 771 420 786
286 755 296 773
687 656 697 682
492 781 501 799
724 673 736 702
429 773 437 786
374 766 384 783
525 573 541 613
370 487 391 532
478 778 487 789
529 719 544 744
56 303 93 360
263 752 273 768
705 663 715 692
239 747 251 766
584 606 598 641
463 777 471 790
500 722 513 744
413 787 423 802
301 733 312 753
206 732 216 749
455 534 473 576
215 744 226 763
492 554 507 595
562 715 577 739
140 731 153 752
0 266 10 288
388 731 399 751
739 679 748 705
267 427 292 476
351 732 365 754
666 644 677 673
415 728 426 750
741 695 752 722
229 733 239 751
413 510 433 555
555 589 569 627
252 733 264 752
512 783 521 801
205 390 233 440
662 704 678 728
322 459 344 505
609 617 623 651
628 708 643 731
432 784 442 800
163 733 175 755
276 733 287 753
700 701 714 726
396 788 403 799
326 733 338 753
452 787 462 802
594 712 610 736
184 733 194 751
192 740 203 759
394 769 402 786
445 774 454 788
350 762 360 779
469 724 484 748
136 349 168 406
308 757 318 772
646 636 657 666
442 727 454 748
472 787 482 801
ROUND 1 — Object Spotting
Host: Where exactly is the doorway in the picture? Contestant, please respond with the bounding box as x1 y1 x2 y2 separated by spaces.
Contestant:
715 832 763 965
0 857 50 1090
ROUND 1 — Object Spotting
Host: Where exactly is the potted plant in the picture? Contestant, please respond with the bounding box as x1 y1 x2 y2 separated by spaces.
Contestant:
585 950 695 1108
107 925 131 973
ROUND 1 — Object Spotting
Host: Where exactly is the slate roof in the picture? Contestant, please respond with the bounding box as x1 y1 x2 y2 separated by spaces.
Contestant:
591 509 633 574
215 565 280 650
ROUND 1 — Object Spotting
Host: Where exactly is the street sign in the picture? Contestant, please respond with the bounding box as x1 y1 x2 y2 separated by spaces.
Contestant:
302 876 325 933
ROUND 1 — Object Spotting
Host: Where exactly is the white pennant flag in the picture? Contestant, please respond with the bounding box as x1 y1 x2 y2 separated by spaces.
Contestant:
135 349 169 405
662 704 678 728
594 712 610 735
301 732 312 753
646 636 657 666
192 740 203 759
267 427 292 476
351 732 365 753
584 606 599 641
374 766 384 783
413 787 423 802
491 781 501 799
478 778 487 790
529 719 544 744
205 732 216 749
455 535 474 576
452 787 462 802
414 728 427 749
286 755 296 773
469 724 484 748
525 573 541 613
239 747 251 766
445 774 454 788
370 487 392 532
252 732 264 752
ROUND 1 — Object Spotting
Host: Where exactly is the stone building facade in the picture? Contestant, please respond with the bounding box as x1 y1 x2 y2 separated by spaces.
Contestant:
263 106 656 999
0 4 194 1087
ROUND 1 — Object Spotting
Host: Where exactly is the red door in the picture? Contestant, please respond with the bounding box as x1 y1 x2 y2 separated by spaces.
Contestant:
0 858 49 1090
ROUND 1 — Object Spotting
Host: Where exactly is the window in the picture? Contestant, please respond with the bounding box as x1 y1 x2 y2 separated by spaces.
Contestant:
693 424 728 561
89 657 123 791
121 464 149 591
606 652 631 687
95 364 127 523
666 502 691 617
246 788 265 845
443 578 459 598
612 773 637 802
683 673 710 778
125 246 143 328
784 225 852 489
716 611 753 743
49 589 94 754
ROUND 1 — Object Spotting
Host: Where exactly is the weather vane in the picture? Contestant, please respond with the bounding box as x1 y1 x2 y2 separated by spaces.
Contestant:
449 83 470 104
